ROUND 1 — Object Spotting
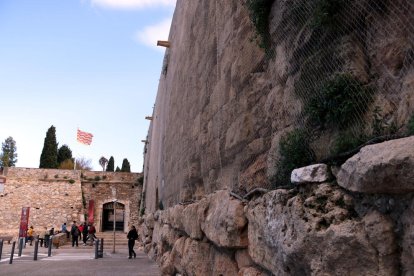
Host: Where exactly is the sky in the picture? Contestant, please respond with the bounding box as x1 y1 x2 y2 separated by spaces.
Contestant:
0 0 176 172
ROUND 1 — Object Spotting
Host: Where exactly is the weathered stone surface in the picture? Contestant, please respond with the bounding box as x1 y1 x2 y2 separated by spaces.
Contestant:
160 251 175 276
291 164 331 184
337 136 414 193
238 267 268 276
247 185 399 275
401 198 414 274
235 249 254 269
182 198 209 240
201 190 248 248
170 237 238 276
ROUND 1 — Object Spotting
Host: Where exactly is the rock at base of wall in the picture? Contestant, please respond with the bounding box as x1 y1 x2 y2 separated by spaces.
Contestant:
247 185 399 275
201 190 248 248
169 237 239 276
291 164 331 184
337 136 414 193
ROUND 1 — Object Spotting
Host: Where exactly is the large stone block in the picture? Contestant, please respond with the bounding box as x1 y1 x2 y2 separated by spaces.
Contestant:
291 164 331 184
201 190 248 248
337 136 414 193
247 186 399 275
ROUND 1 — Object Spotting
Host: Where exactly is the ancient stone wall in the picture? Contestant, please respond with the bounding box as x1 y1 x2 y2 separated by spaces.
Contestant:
81 171 142 232
0 167 83 237
0 168 142 237
143 0 414 211
140 137 414 275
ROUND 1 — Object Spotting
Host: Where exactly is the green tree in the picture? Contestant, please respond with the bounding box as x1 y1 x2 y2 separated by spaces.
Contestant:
0 136 18 167
115 166 121 172
57 144 73 165
121 158 131 172
39 125 58 168
106 156 115 172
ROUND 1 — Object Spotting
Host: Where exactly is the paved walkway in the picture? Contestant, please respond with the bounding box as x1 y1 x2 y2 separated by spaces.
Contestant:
0 242 160 276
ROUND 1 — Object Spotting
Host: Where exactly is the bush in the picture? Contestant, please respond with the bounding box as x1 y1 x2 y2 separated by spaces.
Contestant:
305 74 373 130
407 114 414 136
54 174 59 178
331 129 368 157
246 0 275 56
68 179 75 184
94 176 101 181
273 129 315 186
102 175 107 180
312 0 345 30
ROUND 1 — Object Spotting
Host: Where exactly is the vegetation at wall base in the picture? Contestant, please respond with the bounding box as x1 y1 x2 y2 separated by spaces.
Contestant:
304 74 373 130
273 129 315 186
69 179 75 184
246 0 275 57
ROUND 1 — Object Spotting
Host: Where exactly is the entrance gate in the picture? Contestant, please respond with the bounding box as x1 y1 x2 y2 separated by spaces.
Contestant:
102 202 124 231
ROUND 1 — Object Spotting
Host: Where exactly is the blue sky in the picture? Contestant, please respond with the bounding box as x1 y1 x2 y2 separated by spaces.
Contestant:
0 0 175 172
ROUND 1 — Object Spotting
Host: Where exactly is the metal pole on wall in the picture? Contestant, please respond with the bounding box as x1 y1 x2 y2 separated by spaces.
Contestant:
112 200 116 253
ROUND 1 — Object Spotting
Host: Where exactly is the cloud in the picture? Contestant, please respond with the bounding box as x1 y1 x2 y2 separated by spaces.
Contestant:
90 0 176 10
134 18 172 51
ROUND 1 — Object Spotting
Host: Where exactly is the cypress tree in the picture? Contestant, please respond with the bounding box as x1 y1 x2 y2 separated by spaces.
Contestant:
39 125 58 168
106 156 115 172
115 166 121 172
57 144 72 165
121 158 131 172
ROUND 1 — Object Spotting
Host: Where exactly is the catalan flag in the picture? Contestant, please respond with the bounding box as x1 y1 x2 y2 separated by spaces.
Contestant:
77 129 93 145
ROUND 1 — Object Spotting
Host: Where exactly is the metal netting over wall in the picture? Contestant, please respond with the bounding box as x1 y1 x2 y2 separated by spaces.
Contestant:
148 0 414 208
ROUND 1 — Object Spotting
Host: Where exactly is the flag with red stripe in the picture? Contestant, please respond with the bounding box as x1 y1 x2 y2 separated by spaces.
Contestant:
77 129 93 145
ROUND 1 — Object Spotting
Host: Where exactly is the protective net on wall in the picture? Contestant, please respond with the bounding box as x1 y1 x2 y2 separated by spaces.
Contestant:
153 0 414 206
231 0 414 198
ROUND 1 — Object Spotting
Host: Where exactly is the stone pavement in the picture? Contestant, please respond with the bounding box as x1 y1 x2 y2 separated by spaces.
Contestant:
0 242 160 276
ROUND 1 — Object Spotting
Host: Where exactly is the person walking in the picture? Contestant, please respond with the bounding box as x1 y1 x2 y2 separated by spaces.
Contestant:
27 226 34 246
44 227 50 248
82 222 88 245
127 225 138 259
70 221 80 247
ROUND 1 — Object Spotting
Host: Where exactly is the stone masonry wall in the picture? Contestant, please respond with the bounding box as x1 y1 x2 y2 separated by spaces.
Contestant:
0 167 83 237
0 168 142 238
81 171 142 232
143 0 414 212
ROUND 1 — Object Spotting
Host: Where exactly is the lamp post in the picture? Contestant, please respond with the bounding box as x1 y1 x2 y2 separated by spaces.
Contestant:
112 199 117 253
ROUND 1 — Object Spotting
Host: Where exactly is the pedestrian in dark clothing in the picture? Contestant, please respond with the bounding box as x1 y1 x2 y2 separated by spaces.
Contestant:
70 222 80 247
82 222 88 245
127 225 138 259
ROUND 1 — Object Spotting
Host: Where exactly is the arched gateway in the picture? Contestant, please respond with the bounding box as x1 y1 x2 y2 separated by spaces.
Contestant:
102 202 125 231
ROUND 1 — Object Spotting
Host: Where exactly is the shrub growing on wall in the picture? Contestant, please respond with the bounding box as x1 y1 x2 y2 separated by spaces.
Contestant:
274 129 315 186
246 0 275 55
305 74 373 130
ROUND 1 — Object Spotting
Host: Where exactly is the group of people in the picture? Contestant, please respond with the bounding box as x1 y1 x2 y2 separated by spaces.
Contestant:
25 226 55 247
24 222 140 259
67 221 97 247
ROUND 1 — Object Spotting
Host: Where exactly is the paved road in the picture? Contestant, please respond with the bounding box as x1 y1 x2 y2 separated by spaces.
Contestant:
0 243 160 276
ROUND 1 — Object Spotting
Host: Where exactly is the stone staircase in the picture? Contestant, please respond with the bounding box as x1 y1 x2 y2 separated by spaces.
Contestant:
95 231 128 247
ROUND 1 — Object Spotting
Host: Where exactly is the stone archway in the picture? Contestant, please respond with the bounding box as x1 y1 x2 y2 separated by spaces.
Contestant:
95 199 130 233
102 202 125 231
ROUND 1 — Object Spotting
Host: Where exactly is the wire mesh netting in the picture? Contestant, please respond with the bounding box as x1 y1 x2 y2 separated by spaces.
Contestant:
147 0 414 208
